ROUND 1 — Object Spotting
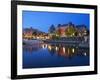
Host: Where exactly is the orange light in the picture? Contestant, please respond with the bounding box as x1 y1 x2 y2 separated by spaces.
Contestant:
63 47 65 54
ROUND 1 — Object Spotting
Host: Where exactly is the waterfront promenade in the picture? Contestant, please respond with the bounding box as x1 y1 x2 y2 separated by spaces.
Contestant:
23 37 89 48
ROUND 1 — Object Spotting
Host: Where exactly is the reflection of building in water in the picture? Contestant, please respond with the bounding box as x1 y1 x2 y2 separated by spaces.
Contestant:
77 48 89 56
42 44 48 49
23 44 41 53
57 47 76 57
46 44 89 57
23 42 89 57
46 44 76 57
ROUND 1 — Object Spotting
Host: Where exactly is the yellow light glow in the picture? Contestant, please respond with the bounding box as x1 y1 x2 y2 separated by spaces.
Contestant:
72 48 75 53
63 47 65 54
37 37 39 39
84 52 87 56
48 45 51 50
73 33 75 36
55 46 58 51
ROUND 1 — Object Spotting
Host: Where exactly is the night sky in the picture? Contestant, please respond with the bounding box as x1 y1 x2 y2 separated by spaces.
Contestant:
22 11 90 33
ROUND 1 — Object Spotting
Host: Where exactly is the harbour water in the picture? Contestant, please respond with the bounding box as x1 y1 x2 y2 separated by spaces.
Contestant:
23 40 89 69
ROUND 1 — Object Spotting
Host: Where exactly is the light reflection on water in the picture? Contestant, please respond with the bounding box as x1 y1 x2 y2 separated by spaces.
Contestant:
23 42 89 68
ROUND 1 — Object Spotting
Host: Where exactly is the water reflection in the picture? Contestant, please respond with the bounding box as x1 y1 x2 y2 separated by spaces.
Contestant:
23 42 89 68
23 43 89 58
47 44 89 58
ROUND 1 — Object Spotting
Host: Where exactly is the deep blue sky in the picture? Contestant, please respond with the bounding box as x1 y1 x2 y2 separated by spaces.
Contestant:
22 11 90 33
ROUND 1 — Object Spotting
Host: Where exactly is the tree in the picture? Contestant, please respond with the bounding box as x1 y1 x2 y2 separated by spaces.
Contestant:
57 24 61 27
65 26 76 37
48 25 56 33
